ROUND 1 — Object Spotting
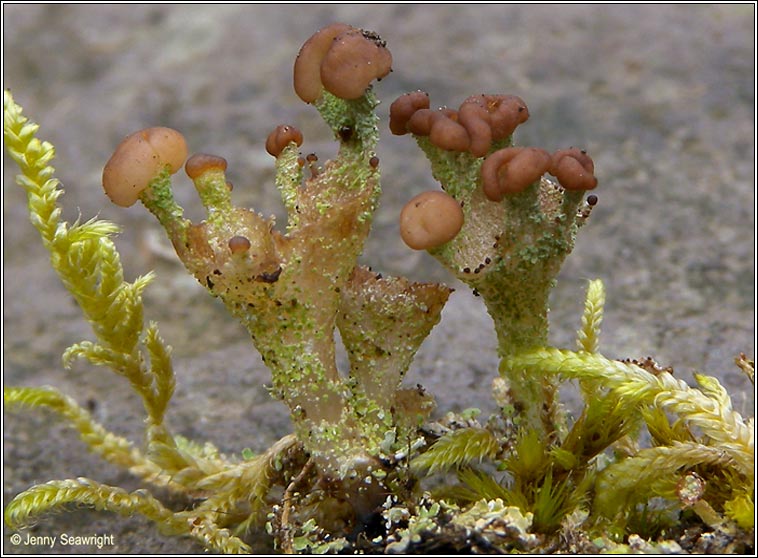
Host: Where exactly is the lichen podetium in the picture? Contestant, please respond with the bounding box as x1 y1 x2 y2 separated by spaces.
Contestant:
4 20 753 554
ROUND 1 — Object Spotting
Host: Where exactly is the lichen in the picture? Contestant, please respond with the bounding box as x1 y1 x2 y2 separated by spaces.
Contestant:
3 19 753 555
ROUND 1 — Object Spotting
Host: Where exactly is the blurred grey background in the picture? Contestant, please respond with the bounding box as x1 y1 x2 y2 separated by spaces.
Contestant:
3 4 754 553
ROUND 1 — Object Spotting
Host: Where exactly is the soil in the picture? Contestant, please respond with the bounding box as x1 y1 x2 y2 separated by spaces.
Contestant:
2 4 754 554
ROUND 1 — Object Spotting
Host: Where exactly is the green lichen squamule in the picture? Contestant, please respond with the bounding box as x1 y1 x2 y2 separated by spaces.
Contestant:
4 20 754 554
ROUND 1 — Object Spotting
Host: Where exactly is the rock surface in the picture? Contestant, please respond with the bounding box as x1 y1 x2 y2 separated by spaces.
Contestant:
3 4 754 554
